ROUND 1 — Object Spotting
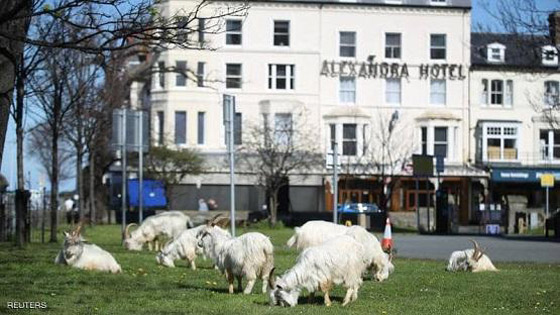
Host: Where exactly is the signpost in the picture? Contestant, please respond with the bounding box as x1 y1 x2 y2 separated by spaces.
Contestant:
223 95 237 237
541 173 555 219
326 145 341 224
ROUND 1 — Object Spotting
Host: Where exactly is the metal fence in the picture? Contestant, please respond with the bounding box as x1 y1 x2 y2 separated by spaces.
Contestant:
0 191 65 243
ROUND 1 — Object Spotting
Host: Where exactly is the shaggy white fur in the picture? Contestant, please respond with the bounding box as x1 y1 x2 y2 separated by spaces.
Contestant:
447 243 498 273
156 225 206 269
197 226 274 294
124 211 193 251
270 235 369 307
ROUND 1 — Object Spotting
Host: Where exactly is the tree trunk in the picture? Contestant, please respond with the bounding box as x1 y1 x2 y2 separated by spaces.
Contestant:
14 55 27 247
76 145 84 221
268 190 279 227
49 95 61 243
0 0 32 168
89 152 95 224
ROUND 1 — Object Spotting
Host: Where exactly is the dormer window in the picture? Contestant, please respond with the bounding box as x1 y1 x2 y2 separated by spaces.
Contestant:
487 43 505 63
542 45 558 66
430 0 447 5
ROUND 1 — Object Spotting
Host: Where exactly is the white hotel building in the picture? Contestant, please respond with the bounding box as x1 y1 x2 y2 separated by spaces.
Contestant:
142 0 560 231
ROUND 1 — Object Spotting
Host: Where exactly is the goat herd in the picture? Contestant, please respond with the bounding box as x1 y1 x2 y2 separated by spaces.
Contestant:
54 211 498 307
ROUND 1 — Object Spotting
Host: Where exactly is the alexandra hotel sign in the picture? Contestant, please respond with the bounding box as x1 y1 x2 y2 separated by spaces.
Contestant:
320 56 467 80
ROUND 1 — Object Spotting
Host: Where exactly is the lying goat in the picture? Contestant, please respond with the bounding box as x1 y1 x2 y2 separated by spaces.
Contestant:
446 240 498 272
197 215 274 294
287 220 394 281
124 211 193 251
156 225 206 269
54 224 121 273
269 235 369 307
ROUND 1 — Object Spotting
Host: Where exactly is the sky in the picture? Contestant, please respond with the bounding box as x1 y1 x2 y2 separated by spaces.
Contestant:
1 0 559 192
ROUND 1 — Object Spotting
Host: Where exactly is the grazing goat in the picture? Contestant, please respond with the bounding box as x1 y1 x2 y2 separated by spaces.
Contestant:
446 240 498 272
124 211 193 251
197 215 274 294
269 235 369 307
156 225 206 269
286 220 348 250
287 220 394 281
54 225 121 273
345 225 394 282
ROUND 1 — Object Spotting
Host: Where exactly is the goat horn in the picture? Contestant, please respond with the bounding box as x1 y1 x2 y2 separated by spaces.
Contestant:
125 223 138 238
207 214 224 226
470 239 482 260
268 268 276 289
74 222 84 235
215 217 230 228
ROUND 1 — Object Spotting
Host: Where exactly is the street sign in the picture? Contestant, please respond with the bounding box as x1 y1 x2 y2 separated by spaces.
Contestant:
412 154 434 177
541 173 555 187
326 150 342 169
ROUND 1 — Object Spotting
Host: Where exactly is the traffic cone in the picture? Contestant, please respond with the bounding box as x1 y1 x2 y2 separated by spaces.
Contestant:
381 217 393 252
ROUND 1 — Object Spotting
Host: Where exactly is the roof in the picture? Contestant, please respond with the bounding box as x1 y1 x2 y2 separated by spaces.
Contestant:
471 33 557 70
244 0 471 9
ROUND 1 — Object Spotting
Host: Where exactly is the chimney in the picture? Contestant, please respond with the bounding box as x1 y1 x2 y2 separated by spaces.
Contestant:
548 12 560 46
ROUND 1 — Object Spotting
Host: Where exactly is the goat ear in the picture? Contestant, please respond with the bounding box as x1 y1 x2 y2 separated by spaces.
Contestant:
63 231 69 237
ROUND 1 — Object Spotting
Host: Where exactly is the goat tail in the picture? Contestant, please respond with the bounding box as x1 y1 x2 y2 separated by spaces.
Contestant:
286 227 300 248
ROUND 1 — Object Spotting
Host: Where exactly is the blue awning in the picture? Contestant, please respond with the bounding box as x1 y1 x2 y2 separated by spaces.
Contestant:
491 168 560 183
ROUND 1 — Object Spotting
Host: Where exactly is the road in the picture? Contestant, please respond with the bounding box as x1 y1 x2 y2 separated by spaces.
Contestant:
390 234 560 263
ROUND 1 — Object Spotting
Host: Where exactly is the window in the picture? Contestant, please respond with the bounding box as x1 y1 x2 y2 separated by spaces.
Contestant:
158 61 165 88
430 79 446 105
176 16 188 43
234 113 242 145
226 64 242 89
197 112 205 144
197 62 205 87
544 81 559 107
157 111 164 145
274 21 290 46
540 130 560 161
340 32 356 57
198 18 205 44
430 34 446 60
484 125 518 161
542 45 558 66
421 127 427 155
385 33 401 59
268 64 295 90
175 111 186 145
434 127 448 157
339 76 356 103
226 19 242 45
481 79 488 105
342 124 357 156
430 0 446 3
330 124 336 151
175 61 187 87
505 80 513 106
274 113 292 145
385 78 401 104
490 80 503 105
487 43 506 63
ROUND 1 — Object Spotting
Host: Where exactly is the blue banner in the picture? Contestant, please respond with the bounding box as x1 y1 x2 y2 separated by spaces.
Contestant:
491 168 560 183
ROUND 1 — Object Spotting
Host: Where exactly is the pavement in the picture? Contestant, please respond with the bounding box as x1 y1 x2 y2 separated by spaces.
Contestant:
390 234 560 264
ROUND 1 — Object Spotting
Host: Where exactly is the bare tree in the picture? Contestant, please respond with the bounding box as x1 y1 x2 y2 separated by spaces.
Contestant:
144 144 205 209
239 109 322 226
357 111 416 210
0 0 249 169
28 123 73 183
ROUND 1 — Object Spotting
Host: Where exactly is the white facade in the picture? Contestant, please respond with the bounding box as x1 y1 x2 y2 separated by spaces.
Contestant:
151 0 472 178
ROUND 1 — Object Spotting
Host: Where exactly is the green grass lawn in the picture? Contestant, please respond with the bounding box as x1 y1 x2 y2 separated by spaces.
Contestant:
0 224 558 314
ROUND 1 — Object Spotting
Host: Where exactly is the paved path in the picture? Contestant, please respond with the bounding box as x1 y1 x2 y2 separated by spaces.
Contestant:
390 234 560 263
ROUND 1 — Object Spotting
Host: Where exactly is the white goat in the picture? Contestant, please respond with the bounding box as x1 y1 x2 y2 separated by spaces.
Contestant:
54 225 121 274
345 225 394 282
287 220 394 281
196 215 275 294
124 211 193 251
156 225 206 269
446 240 498 272
286 220 348 250
269 235 369 307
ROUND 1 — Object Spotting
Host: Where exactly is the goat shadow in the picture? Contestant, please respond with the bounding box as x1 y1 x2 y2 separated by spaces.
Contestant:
253 293 344 306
